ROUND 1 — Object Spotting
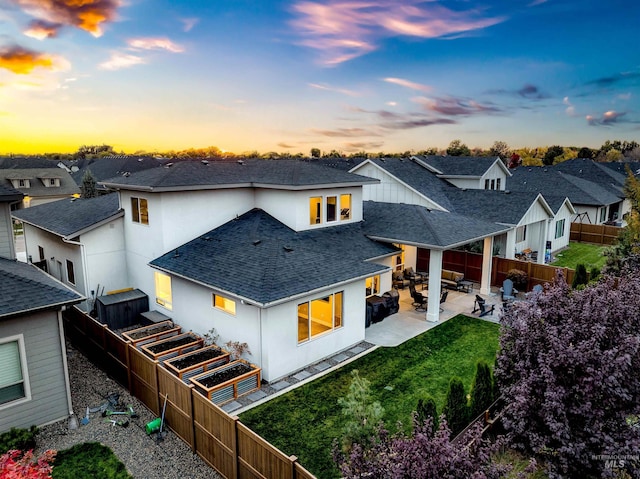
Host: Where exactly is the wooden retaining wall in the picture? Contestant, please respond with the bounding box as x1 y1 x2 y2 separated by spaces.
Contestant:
62 307 317 479
570 222 622 245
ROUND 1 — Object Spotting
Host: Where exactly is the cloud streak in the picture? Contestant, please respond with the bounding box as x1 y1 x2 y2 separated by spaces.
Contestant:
308 82 359 96
586 110 626 126
13 0 121 37
98 52 145 70
0 44 68 74
291 0 506 65
384 77 431 92
311 127 381 137
127 37 184 53
413 95 501 116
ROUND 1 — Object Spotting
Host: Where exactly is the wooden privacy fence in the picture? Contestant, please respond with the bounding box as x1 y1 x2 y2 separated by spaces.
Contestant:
570 222 622 245
62 307 317 479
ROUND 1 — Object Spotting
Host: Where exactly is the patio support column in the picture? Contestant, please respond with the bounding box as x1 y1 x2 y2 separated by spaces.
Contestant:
480 236 493 295
426 249 443 323
538 220 548 264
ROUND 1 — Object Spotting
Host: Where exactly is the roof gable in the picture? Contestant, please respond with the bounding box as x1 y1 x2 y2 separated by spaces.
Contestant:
412 155 511 177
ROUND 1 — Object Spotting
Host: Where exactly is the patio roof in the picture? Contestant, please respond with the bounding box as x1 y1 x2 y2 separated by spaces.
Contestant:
362 201 510 250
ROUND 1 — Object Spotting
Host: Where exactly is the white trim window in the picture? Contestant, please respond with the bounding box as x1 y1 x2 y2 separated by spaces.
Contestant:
213 294 236 315
599 207 607 223
154 272 173 310
516 225 527 243
365 275 380 297
0 335 31 408
66 259 75 285
555 219 565 239
310 194 352 225
297 292 343 343
131 197 149 225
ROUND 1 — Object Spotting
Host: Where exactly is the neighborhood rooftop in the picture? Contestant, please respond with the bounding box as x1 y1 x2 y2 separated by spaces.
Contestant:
101 159 379 191
0 258 83 318
150 208 398 306
12 193 123 239
412 155 510 177
0 184 23 201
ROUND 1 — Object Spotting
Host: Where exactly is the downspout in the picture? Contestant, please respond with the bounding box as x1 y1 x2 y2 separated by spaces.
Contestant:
57 309 74 416
62 237 90 308
259 307 264 372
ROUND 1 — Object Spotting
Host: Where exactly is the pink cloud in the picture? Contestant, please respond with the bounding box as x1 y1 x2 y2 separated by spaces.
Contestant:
413 95 501 116
127 37 184 53
98 52 145 70
291 0 505 65
384 77 431 92
308 82 360 96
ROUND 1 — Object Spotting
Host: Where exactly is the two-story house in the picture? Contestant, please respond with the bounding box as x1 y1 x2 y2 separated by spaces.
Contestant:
0 168 80 209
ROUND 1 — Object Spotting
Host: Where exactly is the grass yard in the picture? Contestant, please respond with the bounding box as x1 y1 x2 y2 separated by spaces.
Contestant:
52 442 132 479
551 241 608 270
239 315 500 479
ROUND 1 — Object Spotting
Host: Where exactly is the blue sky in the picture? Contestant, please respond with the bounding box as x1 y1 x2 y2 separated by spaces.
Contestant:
0 0 638 154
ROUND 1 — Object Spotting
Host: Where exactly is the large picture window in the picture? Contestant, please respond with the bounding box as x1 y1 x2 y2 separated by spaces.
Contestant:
298 292 343 343
131 197 149 225
154 272 172 310
213 294 236 315
555 219 565 239
0 336 30 407
310 194 352 225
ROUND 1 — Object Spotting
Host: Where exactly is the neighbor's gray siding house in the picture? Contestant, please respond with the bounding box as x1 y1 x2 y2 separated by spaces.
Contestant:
0 168 80 209
0 185 22 259
0 189 83 432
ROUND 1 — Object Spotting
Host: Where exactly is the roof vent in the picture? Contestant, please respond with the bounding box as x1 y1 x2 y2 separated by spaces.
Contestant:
253 240 261 246
138 158 143 162
505 190 511 194
201 160 209 165
123 172 130 177
283 245 294 252
166 162 174 168
237 160 245 165
173 248 180 258
202 236 211 241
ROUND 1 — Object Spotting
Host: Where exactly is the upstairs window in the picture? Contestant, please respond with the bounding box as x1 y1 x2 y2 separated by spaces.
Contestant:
18 179 26 187
516 225 527 243
213 294 236 315
340 194 351 220
490 179 495 190
496 178 501 190
555 219 565 239
131 197 149 225
66 260 75 285
154 272 172 310
327 196 337 222
309 197 322 224
310 194 352 225
0 336 30 407
484 179 490 190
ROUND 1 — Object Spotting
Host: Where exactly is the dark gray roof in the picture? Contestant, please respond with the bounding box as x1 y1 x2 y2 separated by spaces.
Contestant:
300 157 367 171
70 156 162 185
12 193 122 239
358 158 455 210
0 258 83 318
600 161 640 178
553 159 626 196
150 209 397 305
444 189 549 225
509 167 620 206
362 201 509 249
412 155 507 177
0 157 59 169
0 168 80 198
102 159 378 192
0 184 23 202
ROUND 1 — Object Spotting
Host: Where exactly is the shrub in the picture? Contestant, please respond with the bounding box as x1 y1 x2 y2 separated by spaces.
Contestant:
506 269 528 289
470 360 494 419
571 263 588 289
442 377 468 437
337 370 384 450
0 426 38 454
0 449 56 479
589 266 600 282
415 397 438 436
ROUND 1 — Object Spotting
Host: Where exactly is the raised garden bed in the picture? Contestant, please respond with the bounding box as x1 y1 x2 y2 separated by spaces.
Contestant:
140 332 204 361
121 320 182 348
164 345 231 382
190 360 261 405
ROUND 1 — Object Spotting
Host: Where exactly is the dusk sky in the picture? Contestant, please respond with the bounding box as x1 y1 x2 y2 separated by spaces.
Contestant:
1 0 639 155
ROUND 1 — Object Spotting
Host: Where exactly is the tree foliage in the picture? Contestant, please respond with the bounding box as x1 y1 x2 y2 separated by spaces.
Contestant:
0 450 56 479
470 361 494 419
333 416 513 479
80 170 97 199
542 145 563 166
415 397 438 436
446 139 471 156
337 370 384 450
489 140 511 160
442 377 468 437
495 271 640 477
577 146 593 159
571 263 588 289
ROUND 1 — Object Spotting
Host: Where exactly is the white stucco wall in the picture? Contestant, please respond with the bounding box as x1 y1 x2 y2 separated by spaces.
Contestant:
81 218 128 297
353 163 447 211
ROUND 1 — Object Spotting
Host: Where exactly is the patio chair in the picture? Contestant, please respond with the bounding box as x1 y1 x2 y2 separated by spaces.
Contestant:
472 295 495 317
409 282 428 311
439 290 448 312
500 278 518 302
525 284 543 299
404 267 426 285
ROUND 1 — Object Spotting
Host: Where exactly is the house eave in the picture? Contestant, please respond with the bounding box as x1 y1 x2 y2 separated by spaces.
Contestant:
0 297 85 320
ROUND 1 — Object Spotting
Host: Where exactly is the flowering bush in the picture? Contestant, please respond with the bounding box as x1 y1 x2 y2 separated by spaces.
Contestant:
0 450 56 479
505 269 527 288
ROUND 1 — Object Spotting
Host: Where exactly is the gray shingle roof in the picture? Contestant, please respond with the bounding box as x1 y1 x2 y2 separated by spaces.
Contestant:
359 158 455 210
508 167 620 206
600 161 640 177
413 155 506 177
150 209 397 305
0 168 80 198
0 157 58 169
300 157 367 171
70 156 162 185
12 193 122 238
444 189 548 225
362 201 509 248
101 159 378 192
553 159 626 196
0 184 23 202
0 258 83 318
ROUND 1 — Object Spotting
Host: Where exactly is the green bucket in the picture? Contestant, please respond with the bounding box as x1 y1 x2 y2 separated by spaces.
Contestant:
145 417 162 435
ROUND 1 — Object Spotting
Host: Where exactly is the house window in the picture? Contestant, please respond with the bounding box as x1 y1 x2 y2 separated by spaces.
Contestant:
309 197 322 225
365 275 380 297
0 336 30 407
599 207 607 223
516 225 527 243
297 292 343 343
18 179 26 187
38 246 45 261
484 179 490 190
327 196 337 222
131 197 149 225
213 294 236 315
491 179 495 190
340 194 351 220
496 178 501 190
555 219 565 239
66 260 75 285
154 272 172 310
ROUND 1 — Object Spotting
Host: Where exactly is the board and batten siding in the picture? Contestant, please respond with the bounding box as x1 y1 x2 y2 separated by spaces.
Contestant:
0 311 69 432
0 204 15 259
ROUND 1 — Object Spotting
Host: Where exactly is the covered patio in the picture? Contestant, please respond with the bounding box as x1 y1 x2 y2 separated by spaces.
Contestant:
365 284 503 347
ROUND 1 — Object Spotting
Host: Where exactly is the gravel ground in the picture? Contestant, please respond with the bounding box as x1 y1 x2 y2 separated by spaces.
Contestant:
35 344 221 479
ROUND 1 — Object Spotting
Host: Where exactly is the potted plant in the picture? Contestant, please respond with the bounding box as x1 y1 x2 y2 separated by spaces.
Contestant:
506 268 528 290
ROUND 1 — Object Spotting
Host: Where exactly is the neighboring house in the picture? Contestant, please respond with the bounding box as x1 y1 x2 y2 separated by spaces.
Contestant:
0 189 83 432
12 193 126 310
509 166 623 225
411 155 511 191
67 156 162 193
0 185 23 259
0 168 80 209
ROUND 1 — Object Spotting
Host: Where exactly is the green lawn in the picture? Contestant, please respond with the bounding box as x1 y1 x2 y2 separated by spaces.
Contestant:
53 442 132 479
239 315 500 479
551 241 608 270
